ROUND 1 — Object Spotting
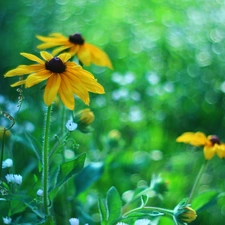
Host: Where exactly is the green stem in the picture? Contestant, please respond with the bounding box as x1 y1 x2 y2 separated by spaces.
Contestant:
42 105 52 217
0 128 6 178
188 160 208 204
123 205 174 218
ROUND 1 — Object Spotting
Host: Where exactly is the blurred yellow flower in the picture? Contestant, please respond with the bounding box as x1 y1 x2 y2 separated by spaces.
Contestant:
74 108 95 133
4 51 105 110
176 132 225 160
177 206 197 223
76 108 95 125
36 33 113 69
174 199 197 224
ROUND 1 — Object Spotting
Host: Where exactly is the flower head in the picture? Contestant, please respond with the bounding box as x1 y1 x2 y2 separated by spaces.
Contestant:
135 219 152 225
74 108 95 133
36 33 113 69
2 217 12 224
4 51 105 110
2 158 13 169
5 174 22 185
37 189 43 196
174 199 197 224
66 119 78 132
176 132 225 160
150 174 168 198
69 218 79 225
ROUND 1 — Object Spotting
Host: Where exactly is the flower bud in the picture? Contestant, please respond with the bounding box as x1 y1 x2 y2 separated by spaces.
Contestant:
74 108 94 133
174 199 197 224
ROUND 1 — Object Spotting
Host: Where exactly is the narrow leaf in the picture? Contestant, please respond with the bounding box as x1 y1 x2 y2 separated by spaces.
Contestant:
25 132 42 160
98 199 107 225
107 186 122 224
75 162 104 196
49 153 86 199
191 190 218 211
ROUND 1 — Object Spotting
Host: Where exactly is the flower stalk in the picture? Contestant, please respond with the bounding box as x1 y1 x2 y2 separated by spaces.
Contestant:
43 105 52 217
0 128 6 178
188 160 208 204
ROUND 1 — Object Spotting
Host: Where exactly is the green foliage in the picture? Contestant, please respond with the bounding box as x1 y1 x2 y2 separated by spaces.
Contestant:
1 0 225 224
50 153 86 200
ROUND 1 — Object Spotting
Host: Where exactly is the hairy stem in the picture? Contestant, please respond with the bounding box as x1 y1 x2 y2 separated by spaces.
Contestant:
188 160 208 204
0 128 6 178
43 105 52 217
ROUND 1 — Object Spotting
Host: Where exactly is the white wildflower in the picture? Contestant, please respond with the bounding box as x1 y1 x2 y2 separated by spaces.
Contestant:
37 189 43 196
135 219 151 225
3 217 12 224
5 174 22 185
116 223 128 225
2 158 13 168
69 218 79 225
13 174 22 185
66 119 78 131
5 174 14 183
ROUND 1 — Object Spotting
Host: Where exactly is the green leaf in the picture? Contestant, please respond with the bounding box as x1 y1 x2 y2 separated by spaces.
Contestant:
140 194 149 207
106 186 122 224
49 153 86 199
98 199 107 225
191 190 220 213
25 132 42 161
75 162 104 196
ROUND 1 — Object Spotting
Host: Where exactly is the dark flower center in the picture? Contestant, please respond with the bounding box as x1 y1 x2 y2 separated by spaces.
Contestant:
209 135 220 145
69 33 85 45
45 57 66 73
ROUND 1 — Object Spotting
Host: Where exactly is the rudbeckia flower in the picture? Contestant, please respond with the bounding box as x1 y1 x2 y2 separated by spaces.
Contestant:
4 51 105 110
36 33 113 69
176 132 225 160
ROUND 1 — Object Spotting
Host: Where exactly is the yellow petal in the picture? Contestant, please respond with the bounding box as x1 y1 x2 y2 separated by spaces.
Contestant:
203 146 216 160
40 51 53 61
58 53 72 63
68 45 79 54
77 45 91 66
58 75 74 110
36 34 70 49
44 74 61 106
5 66 31 77
10 79 26 87
25 71 52 88
63 71 90 105
215 144 225 158
52 46 71 56
86 43 113 69
176 132 207 146
20 53 44 64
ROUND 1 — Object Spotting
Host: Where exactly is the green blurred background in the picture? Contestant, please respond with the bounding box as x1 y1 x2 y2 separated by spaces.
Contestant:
1 0 225 224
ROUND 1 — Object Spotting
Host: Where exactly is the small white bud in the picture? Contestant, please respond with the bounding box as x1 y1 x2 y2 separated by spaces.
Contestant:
3 217 12 224
37 189 43 196
66 120 78 131
2 158 13 168
135 219 151 225
13 174 22 185
69 218 79 225
5 174 22 185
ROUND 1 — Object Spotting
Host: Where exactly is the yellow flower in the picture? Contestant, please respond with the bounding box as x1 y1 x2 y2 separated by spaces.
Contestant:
177 206 197 223
76 108 95 125
74 108 95 133
174 199 197 224
36 33 113 69
176 132 225 160
4 51 105 110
